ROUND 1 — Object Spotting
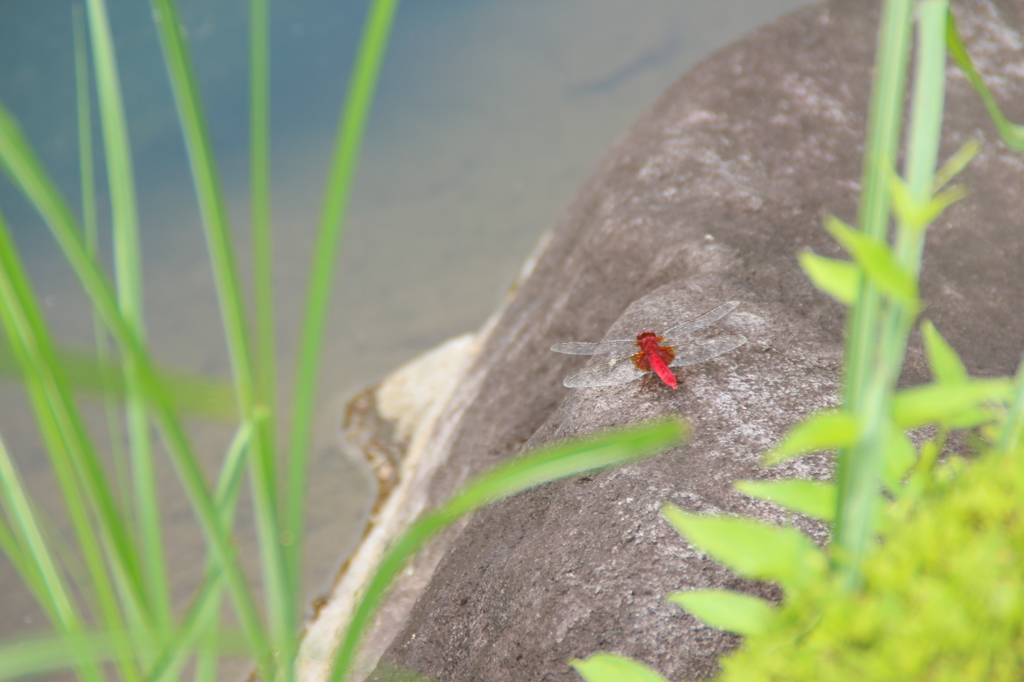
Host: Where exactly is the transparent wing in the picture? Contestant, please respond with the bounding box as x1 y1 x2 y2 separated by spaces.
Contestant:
669 335 747 368
661 301 741 344
562 356 646 388
551 339 637 355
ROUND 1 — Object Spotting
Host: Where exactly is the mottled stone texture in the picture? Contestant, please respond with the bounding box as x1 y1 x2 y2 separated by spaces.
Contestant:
365 0 1024 679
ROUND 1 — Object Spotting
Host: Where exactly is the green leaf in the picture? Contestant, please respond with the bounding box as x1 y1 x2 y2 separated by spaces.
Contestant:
570 653 669 682
893 379 1010 428
927 184 970 219
763 411 858 466
888 172 924 230
662 504 827 592
667 589 776 637
735 479 836 522
947 406 1001 430
330 420 685 682
947 10 1024 150
882 425 916 490
888 172 968 232
799 251 860 306
920 319 967 384
824 215 917 303
933 138 980 191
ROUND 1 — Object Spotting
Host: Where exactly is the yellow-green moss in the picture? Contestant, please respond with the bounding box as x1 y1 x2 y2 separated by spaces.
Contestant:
718 447 1024 681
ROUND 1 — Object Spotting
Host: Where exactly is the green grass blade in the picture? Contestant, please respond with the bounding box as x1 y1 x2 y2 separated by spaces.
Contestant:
82 0 142 317
840 0 912 396
0 209 146 612
83 0 143 318
0 511 33 601
0 434 110 682
0 101 271 678
84 0 170 634
131 366 272 678
285 0 402 632
0 210 137 682
147 421 253 682
0 433 81 634
73 6 97 250
74 3 134 538
0 629 250 682
902 1 948 200
328 419 685 682
245 3 288 668
146 0 259 406
249 0 277 451
841 0 912 402
147 1 288 669
0 343 237 419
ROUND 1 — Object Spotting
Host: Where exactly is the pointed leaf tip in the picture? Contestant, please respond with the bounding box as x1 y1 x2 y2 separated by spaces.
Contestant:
735 479 836 522
570 653 670 682
763 410 857 466
668 588 776 636
823 215 918 303
799 251 860 306
920 319 968 384
662 503 827 591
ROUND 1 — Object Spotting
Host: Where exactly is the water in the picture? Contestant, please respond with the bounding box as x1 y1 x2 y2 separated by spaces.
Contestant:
0 0 814 673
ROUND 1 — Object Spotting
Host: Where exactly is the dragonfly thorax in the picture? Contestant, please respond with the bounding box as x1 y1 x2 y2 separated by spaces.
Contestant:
633 331 675 371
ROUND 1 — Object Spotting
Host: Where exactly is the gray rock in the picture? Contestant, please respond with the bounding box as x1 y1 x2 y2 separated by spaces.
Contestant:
342 0 1024 679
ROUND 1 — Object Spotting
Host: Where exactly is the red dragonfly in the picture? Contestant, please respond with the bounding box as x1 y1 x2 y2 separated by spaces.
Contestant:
551 301 746 390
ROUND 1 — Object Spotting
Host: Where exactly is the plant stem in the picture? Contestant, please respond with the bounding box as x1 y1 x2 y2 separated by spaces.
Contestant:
833 0 913 587
284 0 402 635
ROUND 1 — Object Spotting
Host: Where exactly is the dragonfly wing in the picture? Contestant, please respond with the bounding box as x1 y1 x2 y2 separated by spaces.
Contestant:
670 334 747 368
661 301 741 343
563 356 645 388
551 339 636 355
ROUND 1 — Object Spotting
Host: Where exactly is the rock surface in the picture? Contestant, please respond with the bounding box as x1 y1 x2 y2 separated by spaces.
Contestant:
299 0 1024 679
